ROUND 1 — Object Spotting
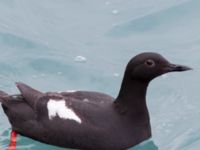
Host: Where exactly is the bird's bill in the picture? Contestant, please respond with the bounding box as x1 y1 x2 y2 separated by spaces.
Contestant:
164 63 192 72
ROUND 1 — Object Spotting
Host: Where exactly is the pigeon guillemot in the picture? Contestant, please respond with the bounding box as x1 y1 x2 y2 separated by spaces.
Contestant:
0 52 191 150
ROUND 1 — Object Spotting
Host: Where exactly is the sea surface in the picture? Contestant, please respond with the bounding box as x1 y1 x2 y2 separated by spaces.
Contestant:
0 0 200 149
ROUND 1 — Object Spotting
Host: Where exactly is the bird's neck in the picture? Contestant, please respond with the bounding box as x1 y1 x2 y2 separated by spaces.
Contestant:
114 78 152 143
114 77 150 119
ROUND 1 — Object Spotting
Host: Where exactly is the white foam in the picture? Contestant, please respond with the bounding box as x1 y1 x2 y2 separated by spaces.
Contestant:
111 10 119 15
47 99 82 124
105 1 111 5
74 56 87 63
57 72 63 75
32 75 38 79
113 73 120 77
40 73 46 77
66 90 76 93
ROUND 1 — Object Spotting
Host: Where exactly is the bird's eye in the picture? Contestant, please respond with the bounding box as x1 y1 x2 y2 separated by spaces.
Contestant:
145 59 155 67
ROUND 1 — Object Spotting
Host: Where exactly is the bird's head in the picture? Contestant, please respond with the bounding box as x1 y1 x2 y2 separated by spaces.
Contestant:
125 52 192 82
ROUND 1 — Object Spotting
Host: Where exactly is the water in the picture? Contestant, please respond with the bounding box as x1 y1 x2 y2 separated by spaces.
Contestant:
0 0 200 149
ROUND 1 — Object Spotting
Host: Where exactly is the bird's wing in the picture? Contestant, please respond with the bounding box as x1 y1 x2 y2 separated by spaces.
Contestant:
14 82 114 125
60 91 114 103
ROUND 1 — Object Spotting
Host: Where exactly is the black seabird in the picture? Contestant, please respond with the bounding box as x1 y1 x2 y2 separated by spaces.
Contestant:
0 52 191 150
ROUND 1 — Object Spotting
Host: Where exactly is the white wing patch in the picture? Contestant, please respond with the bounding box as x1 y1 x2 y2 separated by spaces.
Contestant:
66 90 76 93
83 98 89 102
47 99 82 124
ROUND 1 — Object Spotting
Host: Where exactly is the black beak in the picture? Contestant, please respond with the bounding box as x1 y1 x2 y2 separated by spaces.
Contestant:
164 63 192 72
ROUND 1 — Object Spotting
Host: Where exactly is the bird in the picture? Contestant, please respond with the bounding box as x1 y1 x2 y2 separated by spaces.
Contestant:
0 52 191 150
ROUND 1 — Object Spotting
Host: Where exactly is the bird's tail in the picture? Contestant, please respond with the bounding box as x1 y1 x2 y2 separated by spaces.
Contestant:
0 90 9 103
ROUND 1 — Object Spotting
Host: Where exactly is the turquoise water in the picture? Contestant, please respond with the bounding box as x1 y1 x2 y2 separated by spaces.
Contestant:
0 0 200 149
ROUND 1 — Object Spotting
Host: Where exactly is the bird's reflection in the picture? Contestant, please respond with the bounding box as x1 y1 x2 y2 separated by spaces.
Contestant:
130 139 158 150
